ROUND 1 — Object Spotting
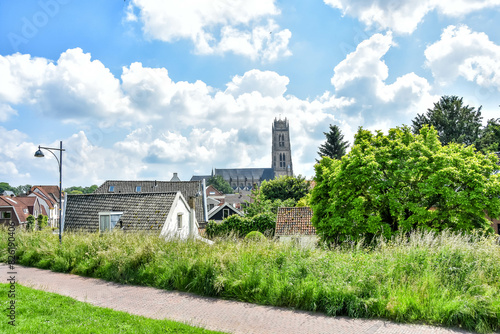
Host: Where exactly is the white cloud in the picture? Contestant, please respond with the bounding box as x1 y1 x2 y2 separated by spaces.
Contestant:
126 0 291 61
0 48 132 125
331 32 436 128
324 0 500 34
0 44 441 185
425 25 500 91
225 69 289 97
0 104 17 122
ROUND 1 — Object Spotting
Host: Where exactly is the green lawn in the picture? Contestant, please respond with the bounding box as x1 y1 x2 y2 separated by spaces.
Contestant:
0 283 225 334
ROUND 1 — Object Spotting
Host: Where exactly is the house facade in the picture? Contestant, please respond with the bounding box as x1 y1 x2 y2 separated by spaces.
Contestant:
208 202 244 222
0 195 45 227
28 185 61 228
64 192 202 241
94 180 206 223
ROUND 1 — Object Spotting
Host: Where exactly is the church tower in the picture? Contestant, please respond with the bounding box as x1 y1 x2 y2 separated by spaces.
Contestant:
272 117 293 177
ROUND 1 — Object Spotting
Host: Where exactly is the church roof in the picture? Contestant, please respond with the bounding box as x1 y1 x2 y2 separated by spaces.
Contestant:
214 168 274 181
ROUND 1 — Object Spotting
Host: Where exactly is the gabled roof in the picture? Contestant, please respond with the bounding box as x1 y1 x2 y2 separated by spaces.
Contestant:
64 192 178 233
0 196 30 223
208 202 244 219
275 207 316 236
94 180 206 222
30 186 60 207
2 191 14 196
206 185 224 197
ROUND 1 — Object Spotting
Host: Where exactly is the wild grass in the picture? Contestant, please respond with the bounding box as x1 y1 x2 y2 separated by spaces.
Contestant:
1 228 499 333
0 283 226 333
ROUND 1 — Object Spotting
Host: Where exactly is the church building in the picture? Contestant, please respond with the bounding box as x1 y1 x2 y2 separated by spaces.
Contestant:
191 118 293 191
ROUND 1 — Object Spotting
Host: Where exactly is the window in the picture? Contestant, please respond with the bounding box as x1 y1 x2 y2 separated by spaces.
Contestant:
209 191 215 195
223 209 230 219
177 214 183 229
98 212 123 232
135 186 141 192
108 186 115 192
23 208 28 214
1 211 11 219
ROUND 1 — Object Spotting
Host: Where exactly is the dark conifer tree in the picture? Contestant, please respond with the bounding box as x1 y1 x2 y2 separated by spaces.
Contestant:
317 124 349 161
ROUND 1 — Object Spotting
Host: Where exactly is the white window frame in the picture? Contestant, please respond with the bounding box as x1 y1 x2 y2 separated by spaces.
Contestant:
177 213 183 229
1 211 12 219
98 211 124 232
136 186 141 192
108 186 115 192
223 209 230 219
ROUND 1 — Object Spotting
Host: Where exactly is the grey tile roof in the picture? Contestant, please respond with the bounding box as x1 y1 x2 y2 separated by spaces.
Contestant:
94 180 206 222
64 192 177 233
275 207 316 236
190 175 211 181
214 168 274 181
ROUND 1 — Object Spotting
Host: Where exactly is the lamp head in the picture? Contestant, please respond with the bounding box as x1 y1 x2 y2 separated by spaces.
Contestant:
34 146 45 158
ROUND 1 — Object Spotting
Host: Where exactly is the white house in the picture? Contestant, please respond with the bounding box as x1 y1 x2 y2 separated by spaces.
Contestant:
64 191 212 243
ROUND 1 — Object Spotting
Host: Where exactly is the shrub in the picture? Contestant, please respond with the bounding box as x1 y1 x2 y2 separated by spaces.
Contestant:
245 231 266 241
206 213 276 238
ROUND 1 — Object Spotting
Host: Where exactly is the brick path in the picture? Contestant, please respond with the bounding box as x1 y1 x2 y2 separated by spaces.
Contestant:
2 264 474 334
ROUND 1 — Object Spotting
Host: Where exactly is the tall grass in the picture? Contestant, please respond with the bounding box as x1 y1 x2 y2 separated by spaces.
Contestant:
1 228 499 333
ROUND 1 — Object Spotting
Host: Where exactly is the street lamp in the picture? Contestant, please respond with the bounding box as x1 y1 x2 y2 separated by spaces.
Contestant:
34 141 65 244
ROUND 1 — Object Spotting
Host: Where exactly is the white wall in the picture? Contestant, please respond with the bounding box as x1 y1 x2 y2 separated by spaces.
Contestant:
279 235 319 248
160 192 198 240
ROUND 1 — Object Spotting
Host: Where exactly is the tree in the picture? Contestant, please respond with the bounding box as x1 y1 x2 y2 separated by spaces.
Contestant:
476 118 500 153
206 175 233 194
311 125 500 243
412 95 482 146
0 182 15 194
65 185 98 194
260 175 309 202
15 184 31 195
317 124 349 161
244 175 308 218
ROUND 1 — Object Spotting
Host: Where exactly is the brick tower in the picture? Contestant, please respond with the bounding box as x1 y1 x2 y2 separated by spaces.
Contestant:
272 117 293 177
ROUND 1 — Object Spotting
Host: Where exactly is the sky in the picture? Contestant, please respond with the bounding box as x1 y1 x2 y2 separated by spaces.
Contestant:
1 0 500 188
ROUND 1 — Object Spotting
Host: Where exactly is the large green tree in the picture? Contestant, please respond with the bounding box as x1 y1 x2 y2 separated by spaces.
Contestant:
244 175 308 218
317 124 349 161
207 175 233 194
311 125 500 243
412 95 482 146
260 175 309 202
476 118 500 153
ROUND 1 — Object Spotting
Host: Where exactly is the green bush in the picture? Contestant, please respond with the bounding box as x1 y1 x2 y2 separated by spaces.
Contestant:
245 231 266 241
205 213 275 238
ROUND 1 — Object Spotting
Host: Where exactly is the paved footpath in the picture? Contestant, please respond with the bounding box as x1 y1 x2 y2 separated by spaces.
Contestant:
2 264 474 334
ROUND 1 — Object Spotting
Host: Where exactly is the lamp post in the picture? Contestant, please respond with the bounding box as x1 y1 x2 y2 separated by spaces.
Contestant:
34 141 65 244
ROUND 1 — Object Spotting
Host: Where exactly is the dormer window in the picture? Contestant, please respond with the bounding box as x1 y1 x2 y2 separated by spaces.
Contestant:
99 212 123 232
108 186 115 192
136 186 141 192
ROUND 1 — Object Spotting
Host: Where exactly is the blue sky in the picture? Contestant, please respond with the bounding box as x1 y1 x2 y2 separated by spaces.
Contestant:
1 0 500 188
